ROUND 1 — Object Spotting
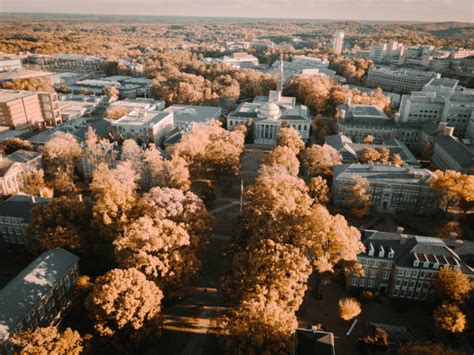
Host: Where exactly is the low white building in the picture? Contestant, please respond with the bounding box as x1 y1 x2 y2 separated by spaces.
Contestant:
164 105 222 129
109 98 165 113
204 52 259 69
0 150 42 197
111 109 174 145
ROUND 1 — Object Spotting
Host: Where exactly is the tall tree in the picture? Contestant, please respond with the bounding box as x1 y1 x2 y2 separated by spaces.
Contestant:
307 176 330 205
433 303 466 333
302 144 342 176
0 137 33 155
432 266 473 303
90 162 138 239
11 326 83 355
42 132 82 176
347 176 372 218
86 268 163 336
27 195 92 255
275 126 305 155
338 297 361 321
261 145 300 176
429 170 474 214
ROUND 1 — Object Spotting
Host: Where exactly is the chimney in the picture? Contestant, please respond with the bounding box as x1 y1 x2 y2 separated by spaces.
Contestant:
344 96 351 106
437 122 447 132
443 126 454 137
400 234 408 245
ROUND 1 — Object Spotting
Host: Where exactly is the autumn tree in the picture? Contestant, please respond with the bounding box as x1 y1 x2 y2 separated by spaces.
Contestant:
106 106 128 120
358 147 380 164
42 132 82 180
90 162 138 239
347 176 372 218
136 187 213 251
362 135 374 144
377 147 390 164
121 139 144 176
143 146 191 191
429 170 474 214
433 303 466 333
48 170 78 196
114 216 196 294
432 266 473 303
82 127 117 180
11 326 83 355
275 126 305 155
307 176 330 205
261 145 300 176
0 137 33 155
222 240 312 354
21 168 46 196
104 85 119 100
389 153 404 166
301 144 342 176
168 120 245 177
27 195 92 255
338 297 361 321
86 268 163 336
437 221 463 239
242 165 313 243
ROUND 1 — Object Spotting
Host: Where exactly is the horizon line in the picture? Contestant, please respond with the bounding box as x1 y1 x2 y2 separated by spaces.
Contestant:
1 11 472 25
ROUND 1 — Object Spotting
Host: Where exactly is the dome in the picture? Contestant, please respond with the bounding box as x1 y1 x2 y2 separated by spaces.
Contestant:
257 102 281 120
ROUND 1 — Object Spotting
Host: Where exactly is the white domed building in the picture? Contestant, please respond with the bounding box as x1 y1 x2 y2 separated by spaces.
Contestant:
227 89 311 145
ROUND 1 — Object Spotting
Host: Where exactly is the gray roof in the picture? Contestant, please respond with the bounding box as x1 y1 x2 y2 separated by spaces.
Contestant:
7 150 41 164
294 329 335 355
361 230 474 275
0 195 50 222
0 248 79 340
333 163 433 186
434 134 474 169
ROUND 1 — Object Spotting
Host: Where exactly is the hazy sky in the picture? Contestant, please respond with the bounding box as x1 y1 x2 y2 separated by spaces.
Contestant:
1 0 473 22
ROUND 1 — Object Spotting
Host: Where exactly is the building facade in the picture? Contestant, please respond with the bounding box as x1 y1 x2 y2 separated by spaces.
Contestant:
111 109 174 145
431 126 474 174
0 150 42 197
0 195 50 245
332 163 438 214
367 66 440 94
347 228 473 301
332 31 344 55
0 90 61 130
0 248 80 353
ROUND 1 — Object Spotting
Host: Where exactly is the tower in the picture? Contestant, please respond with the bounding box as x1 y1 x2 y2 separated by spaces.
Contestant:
277 56 284 94
333 31 344 55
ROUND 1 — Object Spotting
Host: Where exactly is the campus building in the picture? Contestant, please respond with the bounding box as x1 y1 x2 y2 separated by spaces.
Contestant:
27 54 105 73
332 164 438 214
111 109 174 145
431 126 474 174
0 150 42 197
0 248 80 353
367 66 440 94
332 31 344 55
0 90 62 130
347 228 474 301
227 61 311 145
0 195 50 245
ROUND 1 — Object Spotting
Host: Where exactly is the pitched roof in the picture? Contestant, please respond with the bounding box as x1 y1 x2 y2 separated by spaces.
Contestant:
434 134 474 169
0 248 79 340
0 195 50 221
294 329 336 355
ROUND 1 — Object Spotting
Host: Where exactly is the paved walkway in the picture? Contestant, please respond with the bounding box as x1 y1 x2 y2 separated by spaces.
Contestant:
209 200 240 215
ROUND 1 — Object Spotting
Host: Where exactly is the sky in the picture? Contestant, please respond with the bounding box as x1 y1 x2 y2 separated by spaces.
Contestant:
0 0 473 22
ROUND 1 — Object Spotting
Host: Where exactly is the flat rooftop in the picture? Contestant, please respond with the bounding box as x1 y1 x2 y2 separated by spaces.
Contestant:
165 105 222 123
425 77 458 88
0 89 35 102
0 69 52 82
113 110 172 126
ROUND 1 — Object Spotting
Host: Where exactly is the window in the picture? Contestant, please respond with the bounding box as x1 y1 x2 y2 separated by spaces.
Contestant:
368 279 375 288
360 279 366 287
370 270 376 278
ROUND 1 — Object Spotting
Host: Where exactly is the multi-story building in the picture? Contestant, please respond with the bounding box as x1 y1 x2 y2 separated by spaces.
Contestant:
267 57 335 83
369 41 405 63
27 54 105 73
0 150 42 197
0 60 22 72
431 126 474 174
111 109 174 145
422 77 459 97
398 92 445 123
0 195 50 245
109 98 165 114
367 66 440 94
204 52 259 69
325 133 419 166
332 164 438 214
347 228 474 300
0 90 62 130
227 90 311 145
164 105 222 130
441 93 474 137
0 248 80 353
337 100 395 143
332 31 344 55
